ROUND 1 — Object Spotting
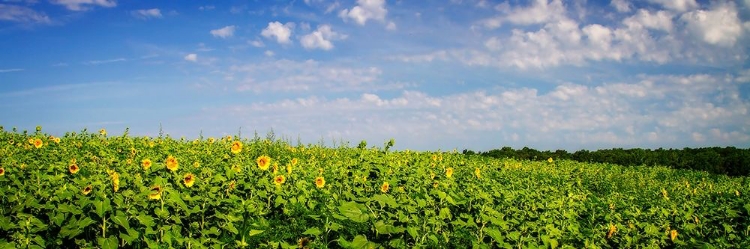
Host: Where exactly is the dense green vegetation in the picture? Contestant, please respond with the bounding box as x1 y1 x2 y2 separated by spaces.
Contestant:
1 127 749 248
467 147 750 176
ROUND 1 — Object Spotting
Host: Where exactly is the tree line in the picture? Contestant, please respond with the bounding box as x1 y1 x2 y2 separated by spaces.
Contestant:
464 147 750 176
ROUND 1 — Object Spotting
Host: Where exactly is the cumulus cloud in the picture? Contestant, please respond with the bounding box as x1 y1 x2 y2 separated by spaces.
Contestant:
0 4 51 24
261 21 294 44
480 0 566 29
610 0 631 13
300 25 347 50
50 0 116 11
210 25 236 39
339 0 388 25
131 8 162 19
647 0 698 12
184 54 197 62
681 3 743 47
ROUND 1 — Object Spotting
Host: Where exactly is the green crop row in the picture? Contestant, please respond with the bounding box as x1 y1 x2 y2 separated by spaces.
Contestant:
0 128 748 248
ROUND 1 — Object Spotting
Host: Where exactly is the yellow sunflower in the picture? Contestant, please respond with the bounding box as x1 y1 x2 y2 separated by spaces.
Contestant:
670 229 678 241
274 175 286 186
183 173 196 187
286 164 293 174
380 182 390 193
547 157 554 163
445 167 454 178
82 185 92 195
291 158 298 166
166 155 179 172
474 168 481 179
141 159 152 170
33 138 43 149
208 137 215 144
69 163 79 174
99 128 107 136
607 224 617 239
230 141 242 154
0 167 5 176
257 155 271 170
315 176 325 188
111 172 120 192
148 185 163 200
232 165 241 173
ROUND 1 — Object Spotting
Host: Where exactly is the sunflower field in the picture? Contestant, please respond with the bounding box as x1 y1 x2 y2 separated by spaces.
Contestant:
0 127 749 248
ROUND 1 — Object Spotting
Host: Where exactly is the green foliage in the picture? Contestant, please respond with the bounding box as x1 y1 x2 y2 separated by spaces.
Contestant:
0 129 749 248
478 146 750 176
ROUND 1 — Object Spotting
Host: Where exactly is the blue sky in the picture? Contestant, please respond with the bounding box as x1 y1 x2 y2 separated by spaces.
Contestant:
1 0 749 151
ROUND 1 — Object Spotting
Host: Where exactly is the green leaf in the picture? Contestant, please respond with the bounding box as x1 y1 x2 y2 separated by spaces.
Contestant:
112 211 130 230
97 236 118 249
168 190 188 211
302 227 323 236
94 199 111 218
374 220 405 235
136 213 155 227
120 229 140 244
77 217 97 230
225 222 239 234
248 229 264 237
338 201 369 223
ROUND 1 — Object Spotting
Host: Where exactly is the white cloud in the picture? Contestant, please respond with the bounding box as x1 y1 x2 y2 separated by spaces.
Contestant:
261 21 294 44
210 25 236 39
623 9 673 32
198 5 214 11
300 25 347 50
339 0 388 25
0 68 24 73
480 0 566 29
647 0 698 12
249 39 265 47
681 3 743 47
0 4 51 24
386 21 396 30
50 0 116 11
264 50 274 57
198 72 750 150
83 58 126 65
229 59 399 93
184 54 197 62
131 8 162 19
610 0 631 13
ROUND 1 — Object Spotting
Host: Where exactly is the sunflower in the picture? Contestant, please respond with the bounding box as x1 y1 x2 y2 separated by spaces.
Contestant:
607 224 617 239
148 185 163 200
69 163 79 174
33 138 43 149
286 164 293 174
257 155 271 170
27 138 34 144
547 157 554 163
142 159 152 170
0 167 5 176
183 173 196 187
166 155 179 172
298 237 311 249
99 128 107 136
225 135 232 141
232 165 241 173
315 176 325 188
433 181 439 189
228 180 236 192
274 175 286 186
82 185 93 195
111 172 120 192
193 162 200 168
273 163 279 174
431 155 437 161
474 168 481 179
380 182 390 193
670 229 678 241
445 167 454 178
430 172 436 179
208 137 215 144
291 158 298 166
230 141 242 154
